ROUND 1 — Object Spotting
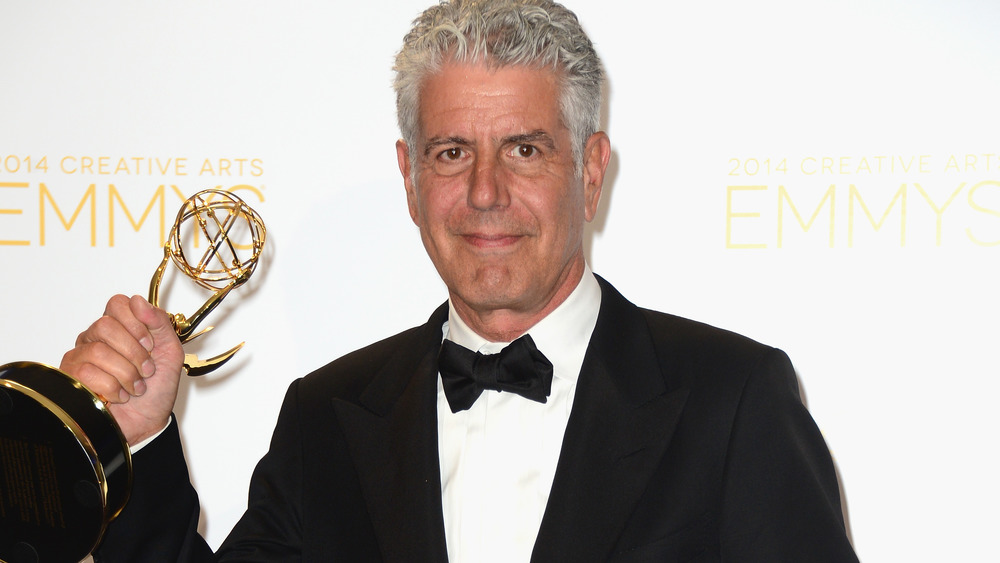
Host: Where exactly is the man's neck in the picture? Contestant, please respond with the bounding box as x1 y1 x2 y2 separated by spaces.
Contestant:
450 264 587 343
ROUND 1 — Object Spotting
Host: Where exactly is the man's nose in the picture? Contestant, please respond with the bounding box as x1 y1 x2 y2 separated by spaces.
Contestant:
467 156 509 210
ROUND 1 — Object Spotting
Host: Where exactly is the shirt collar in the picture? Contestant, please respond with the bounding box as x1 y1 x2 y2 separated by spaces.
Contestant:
443 265 602 384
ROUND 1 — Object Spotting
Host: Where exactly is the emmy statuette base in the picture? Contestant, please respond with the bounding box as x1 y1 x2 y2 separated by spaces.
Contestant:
0 362 132 563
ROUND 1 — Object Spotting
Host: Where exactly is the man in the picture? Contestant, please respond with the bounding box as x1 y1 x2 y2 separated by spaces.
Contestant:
61 0 859 561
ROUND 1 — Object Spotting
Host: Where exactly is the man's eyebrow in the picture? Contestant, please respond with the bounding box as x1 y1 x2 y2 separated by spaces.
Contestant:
502 130 556 149
423 136 470 157
422 130 557 157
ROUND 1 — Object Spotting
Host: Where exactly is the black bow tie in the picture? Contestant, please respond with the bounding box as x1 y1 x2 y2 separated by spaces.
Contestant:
438 334 554 413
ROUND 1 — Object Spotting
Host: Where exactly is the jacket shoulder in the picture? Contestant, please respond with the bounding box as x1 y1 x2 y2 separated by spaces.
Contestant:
596 276 788 392
294 304 447 402
640 308 775 359
639 307 799 401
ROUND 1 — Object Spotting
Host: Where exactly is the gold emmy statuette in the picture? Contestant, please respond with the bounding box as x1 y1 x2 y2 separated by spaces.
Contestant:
0 189 265 563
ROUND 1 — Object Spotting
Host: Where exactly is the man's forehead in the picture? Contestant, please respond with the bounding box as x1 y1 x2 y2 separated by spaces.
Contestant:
414 62 566 141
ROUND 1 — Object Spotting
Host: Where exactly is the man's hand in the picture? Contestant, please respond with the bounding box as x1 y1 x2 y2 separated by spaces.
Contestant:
60 294 185 446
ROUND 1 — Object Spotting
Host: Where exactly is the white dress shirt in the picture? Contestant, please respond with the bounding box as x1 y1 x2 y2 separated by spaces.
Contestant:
437 266 602 563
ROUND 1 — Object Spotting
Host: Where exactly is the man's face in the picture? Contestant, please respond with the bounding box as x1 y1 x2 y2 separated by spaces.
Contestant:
396 62 610 338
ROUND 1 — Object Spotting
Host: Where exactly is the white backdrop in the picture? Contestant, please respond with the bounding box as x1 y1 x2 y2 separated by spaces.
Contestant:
2 1 999 561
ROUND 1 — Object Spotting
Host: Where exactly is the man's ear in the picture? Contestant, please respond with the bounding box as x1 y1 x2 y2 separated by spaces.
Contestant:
396 139 419 224
581 132 611 222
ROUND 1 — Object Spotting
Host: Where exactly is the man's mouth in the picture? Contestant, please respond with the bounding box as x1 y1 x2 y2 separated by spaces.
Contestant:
461 233 523 248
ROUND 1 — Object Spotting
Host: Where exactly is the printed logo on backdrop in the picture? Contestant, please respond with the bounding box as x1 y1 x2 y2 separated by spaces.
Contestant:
725 153 1000 249
0 154 265 248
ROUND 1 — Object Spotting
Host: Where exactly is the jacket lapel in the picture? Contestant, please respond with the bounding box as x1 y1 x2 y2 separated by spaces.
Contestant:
532 278 689 563
326 279 687 563
331 304 450 563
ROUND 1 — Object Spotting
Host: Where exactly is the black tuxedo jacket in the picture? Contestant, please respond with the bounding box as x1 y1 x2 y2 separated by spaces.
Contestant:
97 278 858 562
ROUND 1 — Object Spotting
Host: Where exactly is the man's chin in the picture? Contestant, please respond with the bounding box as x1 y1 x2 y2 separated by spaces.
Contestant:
449 276 529 312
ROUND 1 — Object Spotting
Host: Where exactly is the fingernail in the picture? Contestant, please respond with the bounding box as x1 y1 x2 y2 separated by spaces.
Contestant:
140 337 154 352
142 359 155 378
119 389 130 403
134 379 147 396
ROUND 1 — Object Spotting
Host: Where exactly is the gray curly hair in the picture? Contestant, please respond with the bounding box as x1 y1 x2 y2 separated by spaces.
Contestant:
393 0 604 167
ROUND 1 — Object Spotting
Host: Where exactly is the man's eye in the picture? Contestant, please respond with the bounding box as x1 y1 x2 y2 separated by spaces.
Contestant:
515 145 537 158
440 148 463 160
